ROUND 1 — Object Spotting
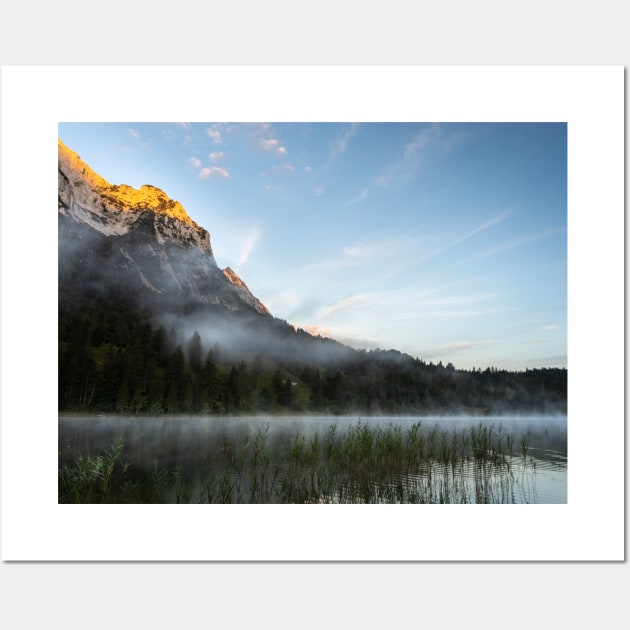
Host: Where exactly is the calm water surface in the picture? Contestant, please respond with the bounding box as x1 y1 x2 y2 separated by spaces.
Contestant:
58 415 567 503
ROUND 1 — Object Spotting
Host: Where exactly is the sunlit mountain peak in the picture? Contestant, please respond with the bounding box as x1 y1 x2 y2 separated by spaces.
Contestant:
222 267 270 315
57 138 195 227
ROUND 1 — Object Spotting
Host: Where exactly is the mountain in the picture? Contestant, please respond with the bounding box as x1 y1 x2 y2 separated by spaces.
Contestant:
58 139 270 318
58 139 351 366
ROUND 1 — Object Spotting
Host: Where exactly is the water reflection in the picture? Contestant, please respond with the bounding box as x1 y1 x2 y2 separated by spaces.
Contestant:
58 415 567 504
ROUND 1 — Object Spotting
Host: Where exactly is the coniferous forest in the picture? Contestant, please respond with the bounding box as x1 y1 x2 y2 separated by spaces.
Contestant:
59 294 567 416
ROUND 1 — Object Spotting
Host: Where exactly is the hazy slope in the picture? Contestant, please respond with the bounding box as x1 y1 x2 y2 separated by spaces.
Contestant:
58 139 354 366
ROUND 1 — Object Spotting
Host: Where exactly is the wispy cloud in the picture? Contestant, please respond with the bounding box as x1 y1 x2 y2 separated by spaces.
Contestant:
452 210 511 245
343 124 455 203
320 295 367 319
309 211 511 296
465 228 561 263
419 339 497 360
209 151 224 162
304 287 502 357
345 187 369 206
206 125 222 144
329 123 360 163
313 284 503 328
264 289 302 316
200 166 229 179
373 124 451 189
275 277 505 357
311 235 417 272
304 165 312 173
236 226 262 271
352 210 513 285
126 127 151 150
255 124 288 157
387 287 497 317
425 209 512 260
190 153 229 179
273 163 295 175
259 138 279 151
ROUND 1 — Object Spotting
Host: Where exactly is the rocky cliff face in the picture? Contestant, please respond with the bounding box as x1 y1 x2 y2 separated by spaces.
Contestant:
58 139 270 317
222 267 270 315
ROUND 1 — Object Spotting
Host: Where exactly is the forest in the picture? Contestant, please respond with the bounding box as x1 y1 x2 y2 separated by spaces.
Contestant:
59 295 567 416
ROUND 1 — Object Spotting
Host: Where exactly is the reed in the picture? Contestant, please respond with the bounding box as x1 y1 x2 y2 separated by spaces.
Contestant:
58 437 180 503
59 421 537 504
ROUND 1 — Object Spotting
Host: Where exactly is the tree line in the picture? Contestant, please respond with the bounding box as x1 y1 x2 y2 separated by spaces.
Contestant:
59 296 567 415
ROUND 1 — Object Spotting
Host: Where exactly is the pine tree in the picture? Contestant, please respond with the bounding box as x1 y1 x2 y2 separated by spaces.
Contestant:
188 331 203 373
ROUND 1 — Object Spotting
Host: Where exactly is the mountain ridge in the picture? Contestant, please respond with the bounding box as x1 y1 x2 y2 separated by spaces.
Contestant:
58 138 213 253
58 138 274 319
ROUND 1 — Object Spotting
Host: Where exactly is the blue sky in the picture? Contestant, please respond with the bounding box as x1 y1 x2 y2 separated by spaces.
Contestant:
58 122 567 371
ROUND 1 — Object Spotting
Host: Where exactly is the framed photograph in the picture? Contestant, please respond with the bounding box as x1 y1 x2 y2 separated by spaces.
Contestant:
0 65 624 561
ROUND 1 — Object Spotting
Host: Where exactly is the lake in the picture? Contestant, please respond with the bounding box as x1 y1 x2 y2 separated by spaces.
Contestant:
58 414 567 504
